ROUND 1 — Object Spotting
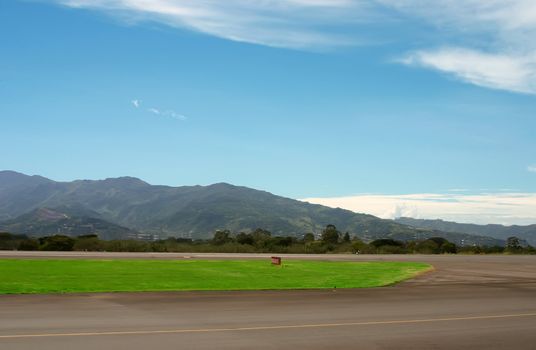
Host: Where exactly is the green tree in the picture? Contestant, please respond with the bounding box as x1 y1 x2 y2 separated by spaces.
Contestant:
39 235 75 251
370 239 404 248
506 236 521 252
103 239 150 252
351 238 368 253
415 239 440 254
0 232 17 250
212 230 232 245
441 242 457 254
342 232 351 243
18 238 39 251
250 228 272 247
303 233 315 243
0 232 13 241
321 225 340 244
236 232 254 245
271 236 294 247
74 235 104 251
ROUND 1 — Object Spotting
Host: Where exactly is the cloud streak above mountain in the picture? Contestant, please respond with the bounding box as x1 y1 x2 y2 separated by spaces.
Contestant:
301 192 536 226
50 0 536 94
54 0 362 49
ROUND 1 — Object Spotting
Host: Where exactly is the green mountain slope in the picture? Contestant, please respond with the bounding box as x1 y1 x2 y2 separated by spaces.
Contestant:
0 208 140 240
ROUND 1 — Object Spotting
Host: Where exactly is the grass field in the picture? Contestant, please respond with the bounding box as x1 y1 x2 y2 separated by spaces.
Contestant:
0 259 432 294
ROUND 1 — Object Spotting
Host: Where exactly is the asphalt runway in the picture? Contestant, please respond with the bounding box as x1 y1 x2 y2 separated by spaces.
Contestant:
1 252 536 349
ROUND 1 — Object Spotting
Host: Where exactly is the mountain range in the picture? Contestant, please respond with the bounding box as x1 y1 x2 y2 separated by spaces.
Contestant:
395 217 536 246
0 170 521 246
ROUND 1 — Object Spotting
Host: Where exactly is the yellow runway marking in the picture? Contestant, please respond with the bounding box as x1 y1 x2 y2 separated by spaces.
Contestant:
2 312 536 339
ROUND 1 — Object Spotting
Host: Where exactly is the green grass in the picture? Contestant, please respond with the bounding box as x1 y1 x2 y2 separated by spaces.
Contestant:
0 259 432 294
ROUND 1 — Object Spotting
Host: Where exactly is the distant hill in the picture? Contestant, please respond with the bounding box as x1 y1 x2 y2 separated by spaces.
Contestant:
396 217 536 246
0 170 504 245
0 208 140 240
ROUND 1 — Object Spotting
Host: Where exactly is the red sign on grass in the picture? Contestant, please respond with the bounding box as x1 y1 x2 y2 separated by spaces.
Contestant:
271 256 282 265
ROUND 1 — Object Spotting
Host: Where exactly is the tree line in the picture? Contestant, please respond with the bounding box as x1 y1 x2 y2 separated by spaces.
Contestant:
0 225 534 254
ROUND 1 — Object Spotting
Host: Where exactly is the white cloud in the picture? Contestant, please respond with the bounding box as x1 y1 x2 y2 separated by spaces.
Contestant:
131 99 140 108
529 165 536 173
147 107 160 115
147 106 186 121
54 0 361 49
164 110 187 120
401 48 536 94
51 1 536 94
385 0 536 94
301 192 536 226
377 0 536 31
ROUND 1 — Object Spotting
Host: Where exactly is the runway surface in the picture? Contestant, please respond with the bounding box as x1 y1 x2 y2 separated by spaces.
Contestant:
1 252 536 349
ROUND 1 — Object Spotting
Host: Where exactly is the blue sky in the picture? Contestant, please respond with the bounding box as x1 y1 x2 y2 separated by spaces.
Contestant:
1 1 536 224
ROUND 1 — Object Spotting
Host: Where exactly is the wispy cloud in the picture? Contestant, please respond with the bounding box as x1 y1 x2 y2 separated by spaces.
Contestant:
54 0 362 49
147 107 160 115
131 99 186 121
165 110 187 120
400 48 536 94
52 1 536 94
386 0 536 94
147 107 186 121
301 192 536 225
529 165 536 173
